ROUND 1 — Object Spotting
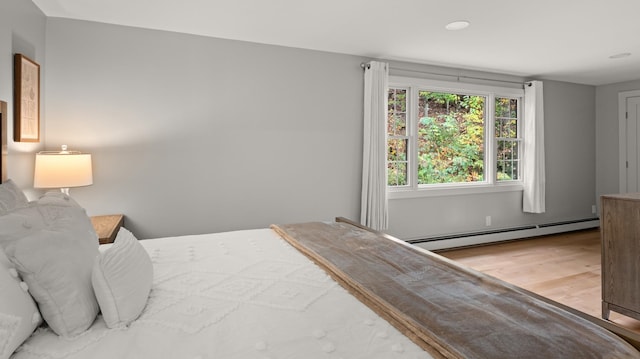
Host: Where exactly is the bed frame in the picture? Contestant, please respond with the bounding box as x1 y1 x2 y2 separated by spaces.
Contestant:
334 216 640 352
274 218 640 357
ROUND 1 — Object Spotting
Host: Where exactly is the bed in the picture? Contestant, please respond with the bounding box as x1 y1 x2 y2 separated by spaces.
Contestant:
0 191 433 359
1 180 640 358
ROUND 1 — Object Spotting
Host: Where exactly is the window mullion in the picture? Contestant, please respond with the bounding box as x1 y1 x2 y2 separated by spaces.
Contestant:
409 86 419 190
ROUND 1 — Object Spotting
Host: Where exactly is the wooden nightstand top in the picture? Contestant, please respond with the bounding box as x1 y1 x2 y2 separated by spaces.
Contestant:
91 214 124 245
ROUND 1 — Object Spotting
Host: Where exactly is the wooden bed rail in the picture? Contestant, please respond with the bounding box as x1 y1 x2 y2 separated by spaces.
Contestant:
334 217 640 351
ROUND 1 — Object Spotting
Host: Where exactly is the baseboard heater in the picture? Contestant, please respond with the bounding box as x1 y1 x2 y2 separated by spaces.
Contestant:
409 217 600 251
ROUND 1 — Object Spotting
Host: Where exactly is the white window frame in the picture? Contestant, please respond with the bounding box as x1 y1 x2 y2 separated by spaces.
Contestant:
388 76 525 199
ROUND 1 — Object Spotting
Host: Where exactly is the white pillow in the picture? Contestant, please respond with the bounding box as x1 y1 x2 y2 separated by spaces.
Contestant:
92 228 152 328
0 180 28 215
7 217 100 337
0 249 41 359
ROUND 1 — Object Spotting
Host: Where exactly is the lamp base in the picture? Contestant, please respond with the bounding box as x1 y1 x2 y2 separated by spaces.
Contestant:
60 188 70 195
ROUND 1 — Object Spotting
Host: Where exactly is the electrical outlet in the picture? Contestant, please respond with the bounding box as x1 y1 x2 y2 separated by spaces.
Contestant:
485 215 492 226
592 205 597 214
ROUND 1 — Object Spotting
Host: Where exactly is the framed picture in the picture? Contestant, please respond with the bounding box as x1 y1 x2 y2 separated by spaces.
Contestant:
13 54 40 142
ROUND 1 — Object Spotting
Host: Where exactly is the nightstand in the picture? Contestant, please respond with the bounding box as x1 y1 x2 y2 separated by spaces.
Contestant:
91 214 124 244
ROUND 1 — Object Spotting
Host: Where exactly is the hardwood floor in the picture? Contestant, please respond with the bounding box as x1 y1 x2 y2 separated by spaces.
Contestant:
438 228 640 332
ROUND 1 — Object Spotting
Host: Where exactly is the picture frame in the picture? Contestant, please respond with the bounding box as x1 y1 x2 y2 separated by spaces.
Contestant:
13 54 40 142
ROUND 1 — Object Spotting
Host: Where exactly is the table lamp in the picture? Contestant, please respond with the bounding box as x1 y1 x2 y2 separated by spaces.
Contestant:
34 145 93 195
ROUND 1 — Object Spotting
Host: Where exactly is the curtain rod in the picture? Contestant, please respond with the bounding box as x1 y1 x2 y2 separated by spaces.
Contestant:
360 63 526 86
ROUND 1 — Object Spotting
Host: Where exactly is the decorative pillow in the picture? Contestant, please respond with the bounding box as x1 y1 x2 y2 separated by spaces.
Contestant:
0 249 41 359
0 192 98 250
7 211 100 337
92 228 152 328
0 205 46 250
0 180 28 215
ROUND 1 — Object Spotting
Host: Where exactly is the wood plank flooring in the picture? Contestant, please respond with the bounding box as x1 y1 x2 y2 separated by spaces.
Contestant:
438 228 640 332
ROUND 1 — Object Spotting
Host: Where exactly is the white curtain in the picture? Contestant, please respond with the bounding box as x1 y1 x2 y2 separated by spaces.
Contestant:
360 61 389 230
523 80 545 213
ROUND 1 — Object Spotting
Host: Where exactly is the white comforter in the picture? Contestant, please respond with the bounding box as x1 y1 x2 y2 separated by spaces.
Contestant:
12 229 432 359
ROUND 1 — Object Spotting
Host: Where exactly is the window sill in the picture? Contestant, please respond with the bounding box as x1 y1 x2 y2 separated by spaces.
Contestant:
388 183 523 199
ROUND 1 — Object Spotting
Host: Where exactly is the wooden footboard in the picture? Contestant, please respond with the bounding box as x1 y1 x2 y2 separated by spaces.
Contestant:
272 218 640 358
334 217 640 351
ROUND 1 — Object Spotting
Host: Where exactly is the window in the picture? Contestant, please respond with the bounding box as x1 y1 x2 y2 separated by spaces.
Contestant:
387 88 409 186
495 98 521 181
387 77 524 196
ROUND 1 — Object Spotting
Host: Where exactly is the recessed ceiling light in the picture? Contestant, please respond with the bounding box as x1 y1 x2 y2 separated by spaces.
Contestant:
609 52 631 59
445 21 470 31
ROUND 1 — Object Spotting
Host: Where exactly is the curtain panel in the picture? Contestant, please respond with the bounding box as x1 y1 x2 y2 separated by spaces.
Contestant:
360 61 389 230
523 80 545 213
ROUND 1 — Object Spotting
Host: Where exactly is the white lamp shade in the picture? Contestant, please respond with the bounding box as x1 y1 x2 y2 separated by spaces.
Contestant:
34 151 93 189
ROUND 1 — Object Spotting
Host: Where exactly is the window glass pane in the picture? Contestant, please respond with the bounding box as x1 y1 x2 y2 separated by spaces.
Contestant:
498 160 520 180
388 162 407 186
388 138 408 186
497 160 512 180
495 97 510 118
388 138 407 161
497 140 519 180
510 98 518 118
388 89 407 136
496 119 516 138
387 88 409 187
496 96 520 182
495 97 518 138
417 91 485 184
495 119 504 138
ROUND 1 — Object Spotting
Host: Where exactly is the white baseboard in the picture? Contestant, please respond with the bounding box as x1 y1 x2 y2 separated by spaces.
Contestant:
411 219 600 251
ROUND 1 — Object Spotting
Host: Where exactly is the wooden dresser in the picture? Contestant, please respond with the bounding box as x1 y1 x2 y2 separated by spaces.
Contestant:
601 193 640 320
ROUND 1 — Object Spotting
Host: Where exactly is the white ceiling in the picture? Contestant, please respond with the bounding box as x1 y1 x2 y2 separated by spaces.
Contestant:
31 0 640 86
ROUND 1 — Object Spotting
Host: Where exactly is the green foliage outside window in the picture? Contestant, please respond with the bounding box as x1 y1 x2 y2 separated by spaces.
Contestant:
417 91 485 184
495 97 520 181
387 89 409 186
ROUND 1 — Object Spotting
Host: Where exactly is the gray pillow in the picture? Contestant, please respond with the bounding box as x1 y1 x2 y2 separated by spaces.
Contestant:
0 192 96 250
5 193 100 337
9 226 99 337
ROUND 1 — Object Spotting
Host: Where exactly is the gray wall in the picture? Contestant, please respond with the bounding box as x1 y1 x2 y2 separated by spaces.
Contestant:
39 18 597 241
596 79 640 201
44 19 364 239
0 0 46 197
